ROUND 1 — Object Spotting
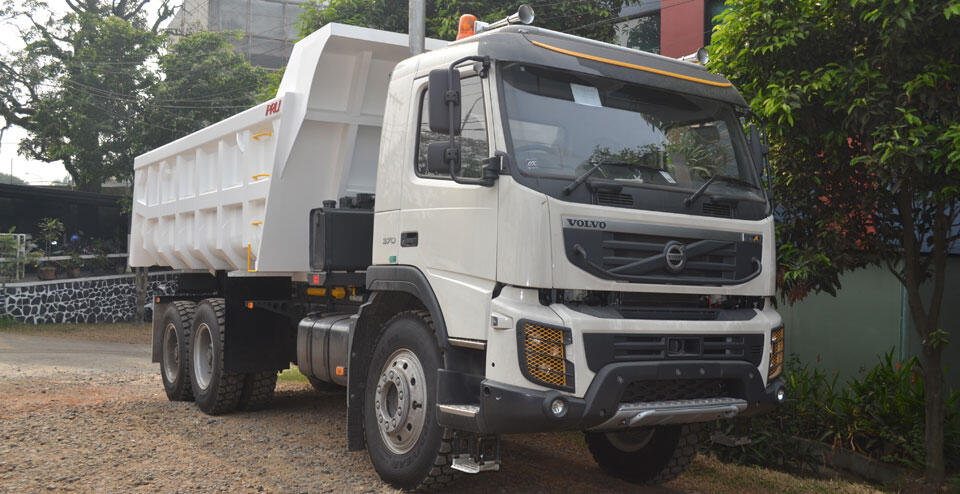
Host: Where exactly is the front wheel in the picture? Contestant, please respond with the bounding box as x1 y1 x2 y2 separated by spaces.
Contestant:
363 311 457 490
584 424 701 484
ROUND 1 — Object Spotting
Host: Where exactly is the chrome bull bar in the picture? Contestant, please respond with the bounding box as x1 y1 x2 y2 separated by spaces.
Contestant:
588 397 748 431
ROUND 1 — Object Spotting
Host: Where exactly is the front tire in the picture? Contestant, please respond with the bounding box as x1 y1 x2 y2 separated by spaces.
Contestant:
159 301 196 401
363 311 457 490
585 424 701 484
189 298 244 415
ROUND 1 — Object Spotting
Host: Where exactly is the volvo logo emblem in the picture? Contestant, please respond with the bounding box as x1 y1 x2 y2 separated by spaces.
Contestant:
663 241 686 273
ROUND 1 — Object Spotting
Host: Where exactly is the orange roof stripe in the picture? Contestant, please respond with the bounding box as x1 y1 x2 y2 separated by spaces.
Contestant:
528 40 732 88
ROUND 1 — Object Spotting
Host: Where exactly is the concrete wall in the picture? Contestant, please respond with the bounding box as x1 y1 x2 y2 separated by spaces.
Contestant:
779 258 960 390
1 272 178 324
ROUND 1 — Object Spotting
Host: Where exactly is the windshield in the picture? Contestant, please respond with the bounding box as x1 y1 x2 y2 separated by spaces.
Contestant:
500 63 763 202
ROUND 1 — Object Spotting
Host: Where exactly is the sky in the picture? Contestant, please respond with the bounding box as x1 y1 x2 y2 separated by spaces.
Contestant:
0 0 173 185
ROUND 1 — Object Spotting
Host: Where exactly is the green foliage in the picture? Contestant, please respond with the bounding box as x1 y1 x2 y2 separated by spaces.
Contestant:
298 0 628 43
1 2 164 191
136 31 268 154
710 0 960 300
705 353 960 472
0 1 270 191
710 1 960 479
36 217 63 257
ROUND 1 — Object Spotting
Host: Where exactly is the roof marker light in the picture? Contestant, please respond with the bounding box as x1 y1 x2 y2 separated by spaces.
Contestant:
457 5 535 40
456 14 477 40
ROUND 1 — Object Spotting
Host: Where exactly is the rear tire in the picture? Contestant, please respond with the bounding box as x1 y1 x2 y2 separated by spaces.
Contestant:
189 298 244 415
159 301 196 402
363 311 457 490
585 424 701 484
238 371 278 411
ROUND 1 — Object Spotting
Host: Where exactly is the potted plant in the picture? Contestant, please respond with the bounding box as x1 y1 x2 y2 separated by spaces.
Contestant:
35 217 64 280
63 251 84 278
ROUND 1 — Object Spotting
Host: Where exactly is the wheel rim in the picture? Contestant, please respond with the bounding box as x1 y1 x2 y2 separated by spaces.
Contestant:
193 322 214 390
162 322 180 383
605 427 657 452
375 348 427 455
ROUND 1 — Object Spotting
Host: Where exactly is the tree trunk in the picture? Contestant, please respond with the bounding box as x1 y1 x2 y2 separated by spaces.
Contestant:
895 188 948 488
920 344 946 485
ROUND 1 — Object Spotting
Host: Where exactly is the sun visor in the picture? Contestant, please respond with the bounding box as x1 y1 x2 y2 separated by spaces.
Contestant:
478 28 747 108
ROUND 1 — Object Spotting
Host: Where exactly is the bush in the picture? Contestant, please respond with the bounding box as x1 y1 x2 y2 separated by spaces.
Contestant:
704 351 960 473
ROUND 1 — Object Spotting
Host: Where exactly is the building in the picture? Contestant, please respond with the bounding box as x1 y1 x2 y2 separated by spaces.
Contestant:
616 0 728 57
167 0 308 69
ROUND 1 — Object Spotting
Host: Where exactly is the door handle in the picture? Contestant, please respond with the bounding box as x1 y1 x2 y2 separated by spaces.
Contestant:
400 231 419 247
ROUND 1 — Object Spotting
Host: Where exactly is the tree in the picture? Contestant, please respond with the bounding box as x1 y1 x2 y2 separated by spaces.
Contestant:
0 173 27 185
710 0 960 485
136 31 268 155
0 0 173 191
298 0 628 43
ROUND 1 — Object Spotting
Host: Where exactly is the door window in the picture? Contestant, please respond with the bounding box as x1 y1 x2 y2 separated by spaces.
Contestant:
416 77 489 179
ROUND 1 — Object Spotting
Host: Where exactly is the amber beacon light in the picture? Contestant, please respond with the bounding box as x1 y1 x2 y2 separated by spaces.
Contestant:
457 5 535 40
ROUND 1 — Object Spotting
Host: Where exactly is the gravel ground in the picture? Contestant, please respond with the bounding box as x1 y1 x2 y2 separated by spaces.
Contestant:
0 330 882 494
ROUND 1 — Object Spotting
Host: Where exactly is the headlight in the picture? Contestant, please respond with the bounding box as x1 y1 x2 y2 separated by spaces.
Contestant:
517 320 574 391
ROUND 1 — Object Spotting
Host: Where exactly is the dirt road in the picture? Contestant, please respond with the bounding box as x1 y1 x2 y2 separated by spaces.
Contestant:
0 331 880 494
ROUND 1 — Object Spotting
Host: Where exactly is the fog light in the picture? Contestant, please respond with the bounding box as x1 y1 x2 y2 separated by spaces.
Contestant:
776 387 786 402
550 398 567 418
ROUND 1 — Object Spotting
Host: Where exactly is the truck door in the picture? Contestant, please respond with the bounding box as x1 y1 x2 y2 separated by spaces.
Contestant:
398 73 497 342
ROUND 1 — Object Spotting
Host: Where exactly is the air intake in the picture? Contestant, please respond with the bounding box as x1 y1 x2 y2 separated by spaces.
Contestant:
702 202 732 218
596 191 633 207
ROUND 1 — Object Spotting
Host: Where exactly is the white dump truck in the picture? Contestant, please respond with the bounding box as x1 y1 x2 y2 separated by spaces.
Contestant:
131 8 785 489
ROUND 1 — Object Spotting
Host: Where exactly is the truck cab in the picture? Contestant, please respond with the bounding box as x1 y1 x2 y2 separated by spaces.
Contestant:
133 11 784 491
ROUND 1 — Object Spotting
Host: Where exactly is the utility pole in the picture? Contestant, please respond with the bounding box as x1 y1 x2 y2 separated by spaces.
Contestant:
409 0 425 55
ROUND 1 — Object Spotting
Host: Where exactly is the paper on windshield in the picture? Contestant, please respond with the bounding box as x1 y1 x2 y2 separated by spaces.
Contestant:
570 84 602 107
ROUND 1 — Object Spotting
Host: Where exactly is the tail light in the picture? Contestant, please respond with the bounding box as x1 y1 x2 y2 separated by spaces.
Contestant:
769 326 785 379
517 320 574 391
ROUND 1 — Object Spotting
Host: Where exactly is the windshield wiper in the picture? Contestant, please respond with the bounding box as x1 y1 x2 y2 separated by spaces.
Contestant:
561 160 658 196
683 174 761 207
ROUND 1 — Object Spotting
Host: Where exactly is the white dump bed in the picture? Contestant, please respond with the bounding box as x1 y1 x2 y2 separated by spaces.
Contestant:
130 24 444 275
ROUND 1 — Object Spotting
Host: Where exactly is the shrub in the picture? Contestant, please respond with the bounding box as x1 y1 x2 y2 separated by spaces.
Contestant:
704 351 960 473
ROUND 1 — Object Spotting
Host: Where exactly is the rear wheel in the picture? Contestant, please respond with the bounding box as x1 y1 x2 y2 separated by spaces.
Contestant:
584 424 701 484
159 301 196 401
363 311 457 490
190 298 244 415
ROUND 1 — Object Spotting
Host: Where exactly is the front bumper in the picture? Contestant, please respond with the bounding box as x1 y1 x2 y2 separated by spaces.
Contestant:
438 360 785 434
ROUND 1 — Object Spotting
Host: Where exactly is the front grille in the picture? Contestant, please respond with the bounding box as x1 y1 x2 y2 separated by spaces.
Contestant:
596 191 634 207
563 221 764 286
620 378 728 403
583 333 765 372
603 232 738 281
517 320 574 391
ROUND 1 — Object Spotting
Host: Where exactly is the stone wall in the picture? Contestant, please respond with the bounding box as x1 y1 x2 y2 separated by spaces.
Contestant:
1 272 179 324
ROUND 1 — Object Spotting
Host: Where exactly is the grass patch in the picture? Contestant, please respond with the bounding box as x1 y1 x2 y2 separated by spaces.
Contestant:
279 365 309 383
0 322 151 344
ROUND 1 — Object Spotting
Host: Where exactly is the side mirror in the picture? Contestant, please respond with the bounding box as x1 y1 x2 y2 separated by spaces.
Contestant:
427 142 460 175
747 124 769 176
428 69 461 135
